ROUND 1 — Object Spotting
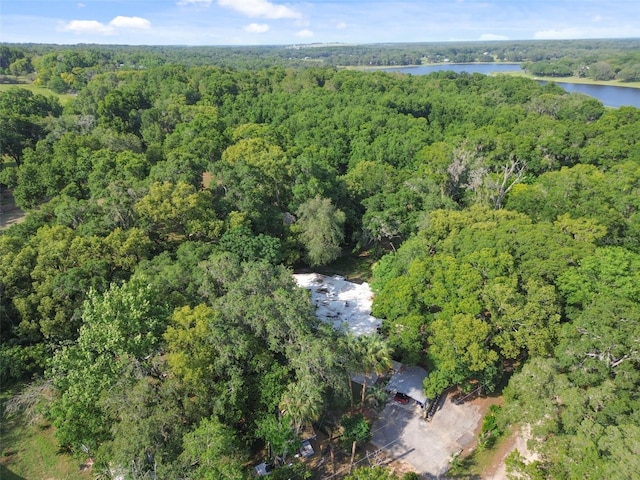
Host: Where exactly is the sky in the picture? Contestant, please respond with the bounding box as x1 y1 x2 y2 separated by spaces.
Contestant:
1 0 639 46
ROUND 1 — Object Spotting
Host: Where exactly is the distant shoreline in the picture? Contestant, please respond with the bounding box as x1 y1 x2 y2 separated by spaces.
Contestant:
500 71 640 90
345 62 520 71
349 63 640 89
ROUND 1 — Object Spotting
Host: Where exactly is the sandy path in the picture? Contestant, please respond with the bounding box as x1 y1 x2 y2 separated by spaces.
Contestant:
0 187 26 230
484 424 538 480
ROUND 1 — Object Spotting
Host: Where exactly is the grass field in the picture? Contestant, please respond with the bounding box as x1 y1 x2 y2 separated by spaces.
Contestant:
0 387 91 480
0 82 75 104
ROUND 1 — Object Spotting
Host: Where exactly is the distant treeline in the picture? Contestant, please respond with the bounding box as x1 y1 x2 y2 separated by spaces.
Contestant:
2 38 640 93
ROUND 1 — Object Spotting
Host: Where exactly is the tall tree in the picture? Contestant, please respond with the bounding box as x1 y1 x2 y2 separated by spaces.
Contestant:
425 313 500 397
278 379 323 435
295 195 345 266
179 416 247 480
357 335 392 408
0 87 61 164
255 414 300 465
341 413 371 474
47 278 171 451
135 181 223 246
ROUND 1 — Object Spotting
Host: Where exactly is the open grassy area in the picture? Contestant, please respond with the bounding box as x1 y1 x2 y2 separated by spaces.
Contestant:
1 387 91 480
0 82 75 104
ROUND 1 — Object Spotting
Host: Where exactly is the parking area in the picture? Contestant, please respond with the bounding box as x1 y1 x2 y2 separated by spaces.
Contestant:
371 391 482 477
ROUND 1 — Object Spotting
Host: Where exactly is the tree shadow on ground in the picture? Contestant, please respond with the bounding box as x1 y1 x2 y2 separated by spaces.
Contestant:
0 464 27 480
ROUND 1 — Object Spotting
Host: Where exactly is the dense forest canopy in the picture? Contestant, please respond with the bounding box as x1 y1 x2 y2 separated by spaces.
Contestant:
1 41 640 479
2 38 640 93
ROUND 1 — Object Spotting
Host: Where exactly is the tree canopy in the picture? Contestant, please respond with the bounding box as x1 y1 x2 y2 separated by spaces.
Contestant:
1 43 639 478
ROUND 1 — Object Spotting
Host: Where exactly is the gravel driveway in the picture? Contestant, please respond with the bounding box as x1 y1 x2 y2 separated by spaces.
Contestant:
371 392 482 478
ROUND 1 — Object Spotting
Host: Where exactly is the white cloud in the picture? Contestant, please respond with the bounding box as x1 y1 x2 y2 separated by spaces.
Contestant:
534 27 582 39
295 29 313 37
60 16 151 35
77 2 86 7
110 16 151 29
479 33 508 40
244 22 269 33
218 0 301 19
177 0 213 6
61 20 113 35
335 21 348 30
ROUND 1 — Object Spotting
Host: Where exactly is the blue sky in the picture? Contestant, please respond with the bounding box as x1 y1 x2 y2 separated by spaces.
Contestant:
1 0 639 45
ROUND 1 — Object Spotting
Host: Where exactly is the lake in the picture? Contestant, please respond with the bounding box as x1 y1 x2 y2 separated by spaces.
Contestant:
538 81 640 108
382 63 523 76
381 64 640 108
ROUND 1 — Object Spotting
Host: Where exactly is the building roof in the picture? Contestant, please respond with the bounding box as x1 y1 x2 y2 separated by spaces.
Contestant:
294 273 382 336
386 365 429 405
350 372 379 386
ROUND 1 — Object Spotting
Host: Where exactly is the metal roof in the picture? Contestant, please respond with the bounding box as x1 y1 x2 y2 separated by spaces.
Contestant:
385 365 429 405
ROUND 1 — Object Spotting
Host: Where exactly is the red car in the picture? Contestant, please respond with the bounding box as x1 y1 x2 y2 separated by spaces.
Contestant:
394 392 410 404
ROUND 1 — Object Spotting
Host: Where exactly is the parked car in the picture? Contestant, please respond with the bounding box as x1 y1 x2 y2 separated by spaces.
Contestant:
299 439 314 458
394 392 410 404
254 462 273 476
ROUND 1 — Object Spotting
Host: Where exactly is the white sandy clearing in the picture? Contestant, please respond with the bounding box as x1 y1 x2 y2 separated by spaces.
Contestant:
294 273 381 337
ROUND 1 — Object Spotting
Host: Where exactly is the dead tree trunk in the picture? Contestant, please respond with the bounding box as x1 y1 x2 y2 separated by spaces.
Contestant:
349 440 357 474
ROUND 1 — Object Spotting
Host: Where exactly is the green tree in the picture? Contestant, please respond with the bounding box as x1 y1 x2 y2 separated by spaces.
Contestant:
135 181 223 246
47 278 171 451
163 303 259 424
295 195 345 266
588 61 615 81
256 414 300 465
341 413 372 474
616 64 640 82
218 216 281 264
503 281 640 480
278 378 323 435
555 295 640 389
179 416 247 480
96 367 188 479
8 57 33 76
557 247 640 315
0 87 61 164
373 206 587 388
97 80 150 134
356 335 392 408
341 334 362 410
425 313 500 396
215 136 292 233
482 279 561 359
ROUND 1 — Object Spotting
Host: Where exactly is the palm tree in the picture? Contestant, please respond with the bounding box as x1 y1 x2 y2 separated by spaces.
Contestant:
341 333 361 411
364 385 388 409
357 335 392 408
278 379 323 435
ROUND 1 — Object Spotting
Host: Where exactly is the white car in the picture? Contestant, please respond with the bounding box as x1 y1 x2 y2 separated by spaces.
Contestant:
299 439 314 458
254 462 273 476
